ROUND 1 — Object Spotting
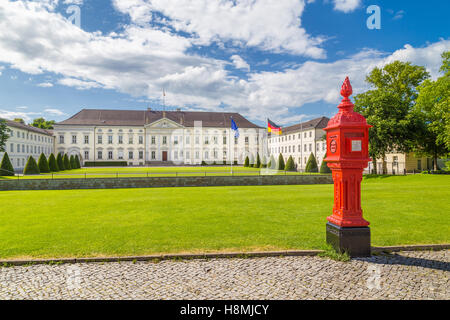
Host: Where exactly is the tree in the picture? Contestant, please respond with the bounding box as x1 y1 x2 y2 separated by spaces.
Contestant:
70 155 76 169
32 117 55 130
48 153 59 172
285 155 296 172
37 153 50 173
0 152 15 176
63 154 71 170
23 156 40 175
260 155 267 168
13 118 25 124
277 153 285 171
0 119 11 152
75 154 81 169
254 153 261 168
413 51 450 169
268 154 276 169
244 156 249 167
305 153 318 173
57 153 65 171
354 61 430 174
319 154 331 174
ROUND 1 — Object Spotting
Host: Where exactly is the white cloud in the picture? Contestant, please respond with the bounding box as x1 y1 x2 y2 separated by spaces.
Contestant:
393 10 405 20
230 55 250 71
37 82 53 87
0 109 41 122
0 1 448 124
44 108 67 116
0 66 3 75
63 0 83 5
333 0 361 13
113 0 326 58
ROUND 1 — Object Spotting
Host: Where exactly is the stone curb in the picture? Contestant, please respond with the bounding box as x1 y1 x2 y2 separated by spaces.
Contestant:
1 244 448 266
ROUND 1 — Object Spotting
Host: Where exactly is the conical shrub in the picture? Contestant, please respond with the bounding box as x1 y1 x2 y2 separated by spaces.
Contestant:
63 154 71 170
0 152 15 176
57 153 64 171
285 155 296 172
48 153 59 172
277 153 285 171
23 156 40 175
254 153 261 168
37 153 50 173
268 154 276 169
75 154 81 169
305 152 318 173
319 153 331 173
244 156 249 167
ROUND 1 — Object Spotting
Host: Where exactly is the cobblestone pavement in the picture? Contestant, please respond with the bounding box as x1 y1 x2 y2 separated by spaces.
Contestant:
0 250 448 300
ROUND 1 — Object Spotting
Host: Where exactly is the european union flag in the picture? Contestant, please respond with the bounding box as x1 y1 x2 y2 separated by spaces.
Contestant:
230 117 240 138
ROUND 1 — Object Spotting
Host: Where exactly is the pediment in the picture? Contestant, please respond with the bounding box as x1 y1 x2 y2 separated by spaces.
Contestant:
145 117 183 129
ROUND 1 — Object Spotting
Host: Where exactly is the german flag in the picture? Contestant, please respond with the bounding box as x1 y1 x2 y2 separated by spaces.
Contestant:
268 119 282 135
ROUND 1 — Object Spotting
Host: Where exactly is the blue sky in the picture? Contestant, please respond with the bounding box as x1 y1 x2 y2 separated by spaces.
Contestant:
0 0 448 127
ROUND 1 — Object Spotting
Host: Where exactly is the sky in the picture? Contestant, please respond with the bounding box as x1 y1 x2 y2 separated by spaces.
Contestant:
0 0 448 127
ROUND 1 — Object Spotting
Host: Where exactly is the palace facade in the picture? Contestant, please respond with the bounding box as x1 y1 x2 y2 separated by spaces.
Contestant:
53 109 265 165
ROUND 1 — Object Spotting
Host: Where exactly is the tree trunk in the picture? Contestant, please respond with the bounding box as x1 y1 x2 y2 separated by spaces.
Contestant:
382 154 387 174
372 158 377 175
434 149 438 171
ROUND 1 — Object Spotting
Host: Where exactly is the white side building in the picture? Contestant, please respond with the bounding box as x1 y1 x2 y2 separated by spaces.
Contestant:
0 119 55 172
53 109 265 166
268 117 329 171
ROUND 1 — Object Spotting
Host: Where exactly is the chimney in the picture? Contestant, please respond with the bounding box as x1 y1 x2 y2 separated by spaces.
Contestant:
163 110 166 118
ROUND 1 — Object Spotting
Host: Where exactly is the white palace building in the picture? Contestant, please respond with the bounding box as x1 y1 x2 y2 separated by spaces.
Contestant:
53 109 265 166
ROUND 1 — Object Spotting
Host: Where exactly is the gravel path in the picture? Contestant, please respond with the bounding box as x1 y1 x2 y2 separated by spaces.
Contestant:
0 250 448 300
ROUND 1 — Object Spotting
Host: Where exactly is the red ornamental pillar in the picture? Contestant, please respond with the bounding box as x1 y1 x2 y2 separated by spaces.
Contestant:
324 77 372 257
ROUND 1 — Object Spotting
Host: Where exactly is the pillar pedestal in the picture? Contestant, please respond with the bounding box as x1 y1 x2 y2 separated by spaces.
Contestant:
326 222 371 257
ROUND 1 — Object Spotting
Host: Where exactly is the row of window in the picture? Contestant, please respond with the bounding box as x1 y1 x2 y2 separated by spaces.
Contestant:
271 142 327 154
9 143 52 155
269 131 314 144
87 150 230 161
9 130 53 144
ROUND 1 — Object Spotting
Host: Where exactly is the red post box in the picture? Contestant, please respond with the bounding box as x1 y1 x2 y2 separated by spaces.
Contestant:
324 77 372 257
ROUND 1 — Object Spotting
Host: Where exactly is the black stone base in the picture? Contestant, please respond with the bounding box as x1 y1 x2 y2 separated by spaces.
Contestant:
326 222 371 257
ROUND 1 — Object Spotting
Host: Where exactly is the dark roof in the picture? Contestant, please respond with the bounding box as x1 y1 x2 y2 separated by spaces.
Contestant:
0 118 54 136
56 109 262 129
282 117 330 134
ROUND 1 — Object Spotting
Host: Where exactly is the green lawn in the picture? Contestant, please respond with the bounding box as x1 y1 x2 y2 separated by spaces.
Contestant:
0 175 448 260
0 166 319 179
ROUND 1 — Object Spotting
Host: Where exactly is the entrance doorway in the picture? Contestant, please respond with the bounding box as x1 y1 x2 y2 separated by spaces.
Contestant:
162 151 168 161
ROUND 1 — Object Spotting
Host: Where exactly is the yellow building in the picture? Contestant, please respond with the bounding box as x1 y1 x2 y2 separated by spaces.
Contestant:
366 152 434 174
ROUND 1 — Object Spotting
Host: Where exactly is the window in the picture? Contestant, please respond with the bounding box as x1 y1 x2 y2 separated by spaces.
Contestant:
84 151 89 160
174 136 178 145
151 151 156 160
139 136 143 144
108 151 113 160
129 151 133 159
72 135 77 144
195 136 199 144
304 144 307 152
204 136 209 145
163 136 167 145
186 136 190 144
10 144 13 152
245 136 249 143
235 137 238 145
84 135 89 144
98 135 102 144
223 136 227 145
204 151 209 159
118 136 123 144
151 136 156 144
309 131 312 138
108 135 113 144
213 136 218 144
17 144 20 153
298 145 301 152
59 135 64 144
309 144 312 152
98 151 102 159
186 151 190 159
129 136 133 144
304 132 307 138
17 159 20 167
118 151 124 159
195 151 199 159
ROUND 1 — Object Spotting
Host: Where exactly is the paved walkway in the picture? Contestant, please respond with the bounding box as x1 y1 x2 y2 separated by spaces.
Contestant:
0 250 448 300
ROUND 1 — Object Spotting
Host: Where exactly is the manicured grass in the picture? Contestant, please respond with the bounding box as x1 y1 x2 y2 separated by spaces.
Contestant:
0 166 318 179
0 175 448 259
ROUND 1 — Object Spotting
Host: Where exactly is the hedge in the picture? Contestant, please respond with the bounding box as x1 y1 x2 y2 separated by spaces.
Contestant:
63 154 71 170
84 161 128 167
319 154 331 174
285 155 296 172
0 152 15 176
75 155 81 168
37 153 50 173
277 154 285 171
23 156 40 175
48 153 59 172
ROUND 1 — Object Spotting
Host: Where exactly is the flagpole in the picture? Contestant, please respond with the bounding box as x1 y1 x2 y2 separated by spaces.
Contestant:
230 126 232 174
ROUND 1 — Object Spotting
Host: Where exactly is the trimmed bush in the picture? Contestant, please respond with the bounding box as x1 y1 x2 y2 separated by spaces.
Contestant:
319 154 331 174
305 152 319 173
254 153 261 168
63 154 71 170
37 153 50 173
244 156 249 167
0 152 15 176
84 161 128 167
285 155 296 172
23 156 40 175
57 153 64 171
74 155 81 169
70 155 76 169
277 153 285 171
48 153 59 172
268 155 276 169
